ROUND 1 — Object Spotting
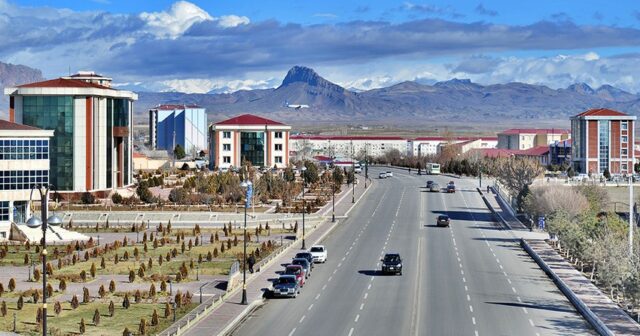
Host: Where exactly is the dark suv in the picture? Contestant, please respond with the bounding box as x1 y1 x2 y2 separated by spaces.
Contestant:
437 215 450 227
381 253 402 275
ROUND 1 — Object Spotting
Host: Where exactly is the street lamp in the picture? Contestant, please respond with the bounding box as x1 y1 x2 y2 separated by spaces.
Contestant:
240 180 253 305
332 176 336 223
364 143 368 189
351 140 355 203
300 166 307 250
26 184 63 336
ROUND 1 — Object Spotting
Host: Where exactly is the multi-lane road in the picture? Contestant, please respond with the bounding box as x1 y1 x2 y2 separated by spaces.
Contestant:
230 168 593 336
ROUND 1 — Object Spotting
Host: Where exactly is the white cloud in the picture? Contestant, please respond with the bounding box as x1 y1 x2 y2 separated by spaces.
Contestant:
217 15 250 28
140 1 213 39
156 77 278 94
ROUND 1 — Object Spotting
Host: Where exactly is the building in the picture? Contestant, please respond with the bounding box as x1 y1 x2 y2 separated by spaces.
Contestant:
0 120 54 241
4 72 138 196
209 114 291 169
149 104 207 155
549 139 572 167
289 135 408 160
571 108 636 175
497 128 570 150
410 137 497 156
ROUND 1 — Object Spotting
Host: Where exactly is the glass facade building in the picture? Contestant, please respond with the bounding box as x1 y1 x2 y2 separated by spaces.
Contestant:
149 105 208 155
241 132 265 167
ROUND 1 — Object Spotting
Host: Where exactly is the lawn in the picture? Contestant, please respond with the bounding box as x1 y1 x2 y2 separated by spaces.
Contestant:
0 298 197 335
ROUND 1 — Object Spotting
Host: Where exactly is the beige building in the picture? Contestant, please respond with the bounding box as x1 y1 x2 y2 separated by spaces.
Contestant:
497 128 570 150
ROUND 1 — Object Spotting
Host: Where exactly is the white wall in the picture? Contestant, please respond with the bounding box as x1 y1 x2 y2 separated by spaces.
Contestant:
73 98 86 191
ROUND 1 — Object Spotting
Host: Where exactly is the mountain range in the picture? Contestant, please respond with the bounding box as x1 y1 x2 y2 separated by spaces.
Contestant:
2 61 640 125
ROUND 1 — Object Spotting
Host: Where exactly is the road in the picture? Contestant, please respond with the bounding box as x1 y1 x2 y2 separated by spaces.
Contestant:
230 168 593 336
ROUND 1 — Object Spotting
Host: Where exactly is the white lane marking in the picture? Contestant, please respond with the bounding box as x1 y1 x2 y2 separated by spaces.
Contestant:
485 241 490 246
529 319 535 326
472 317 476 325
328 276 332 282
308 304 313 311
461 270 465 275
462 277 466 283
322 285 327 291
475 331 479 336
368 284 372 290
338 262 342 267
457 257 461 262
507 279 512 284
333 269 337 274
495 258 500 263
499 265 504 270
342 257 346 261
364 293 368 299
360 303 364 310
467 294 471 301
288 328 296 336
315 293 320 300
464 285 468 291
522 307 529 314
299 315 305 323
348 328 354 336
469 305 474 313
355 314 360 322
346 251 350 256
511 287 517 293
503 271 508 277
459 263 463 269
517 296 522 302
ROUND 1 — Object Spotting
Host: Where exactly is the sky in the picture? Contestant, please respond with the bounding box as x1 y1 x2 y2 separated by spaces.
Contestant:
2 0 640 93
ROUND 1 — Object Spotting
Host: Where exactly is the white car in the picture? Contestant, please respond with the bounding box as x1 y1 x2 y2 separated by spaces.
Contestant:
309 245 327 263
379 172 387 179
386 171 393 177
354 167 362 174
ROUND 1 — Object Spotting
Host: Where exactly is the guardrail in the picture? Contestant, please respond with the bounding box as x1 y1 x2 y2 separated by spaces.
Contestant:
520 239 614 336
476 188 512 230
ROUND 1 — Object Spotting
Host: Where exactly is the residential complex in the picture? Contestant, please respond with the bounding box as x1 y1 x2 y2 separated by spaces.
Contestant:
0 120 54 240
497 128 570 150
149 104 207 155
4 71 138 195
411 137 498 156
571 108 636 175
290 135 408 160
209 114 291 170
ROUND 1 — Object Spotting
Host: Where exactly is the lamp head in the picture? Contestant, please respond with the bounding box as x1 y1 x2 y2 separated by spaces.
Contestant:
47 214 63 226
26 216 43 228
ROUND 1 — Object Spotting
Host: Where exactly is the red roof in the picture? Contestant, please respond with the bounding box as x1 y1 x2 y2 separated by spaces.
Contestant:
519 146 550 156
0 119 44 131
472 148 516 158
575 108 628 117
132 152 147 159
413 136 497 141
290 135 405 141
153 104 202 110
17 78 112 90
215 114 285 126
500 128 570 135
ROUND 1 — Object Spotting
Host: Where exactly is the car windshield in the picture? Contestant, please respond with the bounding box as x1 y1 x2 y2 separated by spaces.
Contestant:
384 255 400 262
285 267 300 275
310 247 323 252
279 277 296 284
439 216 449 220
293 259 306 266
296 253 310 258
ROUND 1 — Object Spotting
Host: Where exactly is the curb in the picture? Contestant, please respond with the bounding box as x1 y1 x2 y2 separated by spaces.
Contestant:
218 299 265 336
476 187 512 230
520 239 614 336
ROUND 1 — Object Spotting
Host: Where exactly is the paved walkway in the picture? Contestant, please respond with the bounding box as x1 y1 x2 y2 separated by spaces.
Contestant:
485 186 529 230
181 176 371 336
526 239 640 336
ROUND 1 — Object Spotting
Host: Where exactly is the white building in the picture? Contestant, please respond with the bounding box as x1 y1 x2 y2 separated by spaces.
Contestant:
4 71 138 196
289 135 409 160
408 137 498 157
149 104 207 155
497 128 570 150
209 114 291 169
0 119 54 241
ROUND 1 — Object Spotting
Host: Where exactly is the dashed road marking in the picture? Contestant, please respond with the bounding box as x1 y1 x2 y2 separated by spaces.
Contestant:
288 328 296 336
529 319 535 327
348 328 354 336
308 304 313 311
299 315 305 323
355 314 360 322
360 303 364 310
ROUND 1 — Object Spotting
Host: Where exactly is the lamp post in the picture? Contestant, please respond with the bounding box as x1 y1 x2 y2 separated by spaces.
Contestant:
301 166 307 250
629 176 634 258
364 143 368 189
332 177 336 223
26 184 62 336
351 140 355 203
240 180 252 305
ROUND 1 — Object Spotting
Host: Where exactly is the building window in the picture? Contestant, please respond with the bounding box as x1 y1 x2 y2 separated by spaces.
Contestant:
622 163 628 171
622 122 628 131
223 156 231 164
241 132 265 167
622 148 628 156
223 144 231 151
275 156 283 163
223 131 231 139
599 121 610 173
274 132 283 139
0 201 8 221
0 170 49 191
622 135 628 143
275 144 283 151
0 139 49 160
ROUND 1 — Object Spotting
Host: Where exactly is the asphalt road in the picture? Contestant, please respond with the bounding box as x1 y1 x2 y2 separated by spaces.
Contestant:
230 168 593 336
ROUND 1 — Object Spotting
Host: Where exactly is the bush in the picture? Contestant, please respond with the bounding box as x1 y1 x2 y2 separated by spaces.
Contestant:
111 192 123 204
81 192 96 204
17 295 24 310
93 308 101 326
70 295 79 309
122 294 130 309
129 270 135 283
109 300 115 317
8 278 15 291
139 317 148 335
79 318 86 334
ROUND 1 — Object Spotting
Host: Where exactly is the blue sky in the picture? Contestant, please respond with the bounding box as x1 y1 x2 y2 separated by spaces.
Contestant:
3 0 640 93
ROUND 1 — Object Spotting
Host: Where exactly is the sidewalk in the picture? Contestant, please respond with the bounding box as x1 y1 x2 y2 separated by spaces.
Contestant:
486 186 528 230
179 176 372 336
525 239 640 336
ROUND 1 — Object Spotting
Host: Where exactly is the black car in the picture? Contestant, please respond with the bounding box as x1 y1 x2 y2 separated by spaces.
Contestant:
291 258 312 278
381 253 402 275
272 275 300 298
426 180 434 188
437 215 450 227
295 252 315 270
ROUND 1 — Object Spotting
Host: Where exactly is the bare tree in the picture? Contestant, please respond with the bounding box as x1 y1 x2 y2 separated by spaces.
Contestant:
523 186 590 219
494 157 544 208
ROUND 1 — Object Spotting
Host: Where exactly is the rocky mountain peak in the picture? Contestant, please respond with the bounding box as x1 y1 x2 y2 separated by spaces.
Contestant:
280 66 325 87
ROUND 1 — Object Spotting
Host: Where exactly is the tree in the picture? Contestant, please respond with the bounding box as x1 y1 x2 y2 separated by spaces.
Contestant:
70 295 79 309
129 270 136 283
16 295 23 310
169 187 189 203
0 300 5 317
80 318 86 334
603 168 611 180
109 279 116 293
174 144 186 160
284 166 296 182
122 328 131 336
332 167 344 187
98 285 106 298
151 309 159 326
109 300 115 317
494 157 544 210
83 287 90 303
54 301 62 315
34 269 41 282
93 308 101 326
139 317 148 335
122 294 130 309
149 283 157 299
302 161 319 184
8 278 15 291
164 301 172 318
90 262 97 278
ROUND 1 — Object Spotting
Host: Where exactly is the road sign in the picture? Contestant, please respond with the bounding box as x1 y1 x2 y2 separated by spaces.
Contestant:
246 183 253 208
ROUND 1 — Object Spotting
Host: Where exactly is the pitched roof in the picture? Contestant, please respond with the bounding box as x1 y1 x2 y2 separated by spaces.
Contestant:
215 114 285 126
519 146 550 156
413 136 497 141
17 78 111 90
290 135 405 141
0 119 44 131
575 108 628 117
153 104 202 110
500 128 570 135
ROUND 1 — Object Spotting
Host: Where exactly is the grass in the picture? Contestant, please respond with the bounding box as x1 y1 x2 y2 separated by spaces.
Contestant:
0 298 196 335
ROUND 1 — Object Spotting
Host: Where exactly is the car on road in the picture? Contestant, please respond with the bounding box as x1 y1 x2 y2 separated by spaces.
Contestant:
272 275 300 298
295 252 315 270
386 171 393 177
437 215 451 227
284 264 306 287
381 253 403 275
447 183 456 193
354 166 362 174
309 245 327 263
379 172 387 179
291 258 312 278
426 180 434 189
429 183 440 192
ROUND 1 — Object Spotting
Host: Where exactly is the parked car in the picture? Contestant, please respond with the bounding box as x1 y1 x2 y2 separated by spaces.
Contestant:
429 183 440 192
381 253 402 275
284 264 305 287
295 252 315 270
437 215 451 227
426 180 434 189
354 167 362 174
379 172 387 179
291 258 312 278
386 171 393 177
309 245 327 263
272 275 300 298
